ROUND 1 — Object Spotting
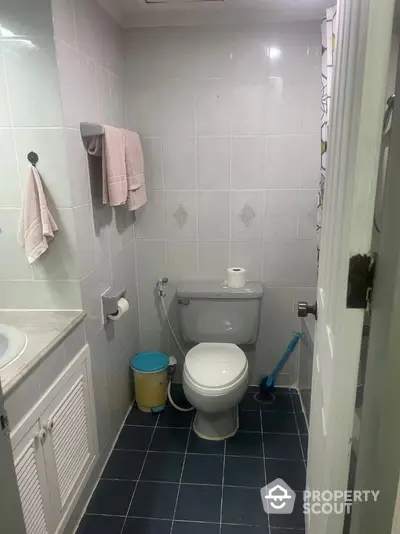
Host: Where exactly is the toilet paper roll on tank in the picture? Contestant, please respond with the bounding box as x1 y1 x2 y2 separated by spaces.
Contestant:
226 267 247 288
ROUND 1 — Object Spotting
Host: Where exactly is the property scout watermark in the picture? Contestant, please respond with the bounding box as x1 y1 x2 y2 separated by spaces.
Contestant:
260 479 380 516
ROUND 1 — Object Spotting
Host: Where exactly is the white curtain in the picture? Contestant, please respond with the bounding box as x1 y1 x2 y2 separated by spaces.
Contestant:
318 6 338 264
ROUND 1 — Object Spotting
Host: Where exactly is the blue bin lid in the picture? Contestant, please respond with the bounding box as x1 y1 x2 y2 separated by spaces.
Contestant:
131 352 169 373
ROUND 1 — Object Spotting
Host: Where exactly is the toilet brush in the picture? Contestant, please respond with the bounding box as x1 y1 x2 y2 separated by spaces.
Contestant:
259 332 303 399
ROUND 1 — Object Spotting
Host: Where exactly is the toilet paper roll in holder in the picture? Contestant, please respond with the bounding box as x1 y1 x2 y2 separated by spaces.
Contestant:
101 288 126 324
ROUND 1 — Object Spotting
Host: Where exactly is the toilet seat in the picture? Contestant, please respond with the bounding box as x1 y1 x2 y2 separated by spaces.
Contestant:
184 342 248 396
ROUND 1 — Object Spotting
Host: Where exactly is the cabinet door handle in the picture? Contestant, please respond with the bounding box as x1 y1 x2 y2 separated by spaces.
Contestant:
37 428 47 442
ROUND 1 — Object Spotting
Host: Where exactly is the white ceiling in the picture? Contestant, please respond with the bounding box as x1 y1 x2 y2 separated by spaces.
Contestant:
99 0 333 28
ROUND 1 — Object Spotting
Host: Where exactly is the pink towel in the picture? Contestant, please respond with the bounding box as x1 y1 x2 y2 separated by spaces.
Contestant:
19 165 58 263
123 129 147 211
88 125 127 206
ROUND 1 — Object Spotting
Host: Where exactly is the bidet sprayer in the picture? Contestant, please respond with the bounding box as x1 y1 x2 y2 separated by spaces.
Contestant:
156 277 169 297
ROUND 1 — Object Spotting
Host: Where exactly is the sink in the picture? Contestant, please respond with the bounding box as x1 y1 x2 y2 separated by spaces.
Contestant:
0 324 27 370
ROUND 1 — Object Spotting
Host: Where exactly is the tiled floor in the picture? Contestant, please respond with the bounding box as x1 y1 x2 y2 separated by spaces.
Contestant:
77 387 309 534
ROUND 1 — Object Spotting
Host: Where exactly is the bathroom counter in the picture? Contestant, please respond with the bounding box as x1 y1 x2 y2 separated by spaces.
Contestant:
0 310 85 395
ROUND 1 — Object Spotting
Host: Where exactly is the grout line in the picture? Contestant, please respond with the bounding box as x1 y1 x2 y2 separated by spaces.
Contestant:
219 436 227 534
169 414 192 534
260 401 271 534
119 413 160 534
289 392 307 468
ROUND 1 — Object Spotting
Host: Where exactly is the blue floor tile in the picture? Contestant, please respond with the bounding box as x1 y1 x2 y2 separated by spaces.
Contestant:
167 385 192 410
295 412 308 434
115 426 154 450
175 485 222 522
270 529 305 534
221 526 264 533
261 393 294 413
87 479 135 515
274 387 294 394
77 514 124 534
300 434 308 456
239 392 262 411
239 410 261 432
268 491 306 530
187 431 225 455
182 454 224 485
263 433 303 460
102 450 145 480
266 459 306 491
222 486 268 526
172 521 220 534
141 452 185 483
226 431 263 457
150 428 189 452
224 456 265 487
126 408 159 426
128 481 179 519
157 407 193 428
262 411 298 434
122 518 172 533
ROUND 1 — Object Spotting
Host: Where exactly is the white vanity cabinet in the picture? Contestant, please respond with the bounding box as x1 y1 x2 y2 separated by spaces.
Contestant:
10 345 98 534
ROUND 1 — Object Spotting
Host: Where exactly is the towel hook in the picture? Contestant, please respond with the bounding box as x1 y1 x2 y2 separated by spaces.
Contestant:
27 151 39 167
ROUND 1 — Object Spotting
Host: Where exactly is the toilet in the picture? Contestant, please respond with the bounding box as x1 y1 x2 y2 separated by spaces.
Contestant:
177 281 263 440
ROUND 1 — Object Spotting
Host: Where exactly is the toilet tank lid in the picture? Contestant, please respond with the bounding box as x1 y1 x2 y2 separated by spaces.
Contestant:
176 281 263 299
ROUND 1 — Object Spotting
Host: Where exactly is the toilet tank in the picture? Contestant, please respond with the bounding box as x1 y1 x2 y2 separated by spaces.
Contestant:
176 281 263 345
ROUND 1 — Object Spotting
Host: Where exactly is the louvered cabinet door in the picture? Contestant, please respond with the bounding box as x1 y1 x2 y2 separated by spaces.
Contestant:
42 363 97 529
13 422 53 534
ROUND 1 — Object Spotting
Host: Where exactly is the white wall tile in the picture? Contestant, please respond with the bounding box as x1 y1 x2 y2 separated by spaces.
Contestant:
110 73 126 128
264 190 298 240
198 191 229 240
163 137 196 191
159 80 194 137
0 130 20 207
0 209 33 280
73 204 95 278
56 40 81 129
196 80 230 136
166 241 198 283
165 191 198 240
138 285 163 331
94 386 110 452
294 239 317 287
265 78 303 134
193 30 233 79
51 0 77 48
301 135 320 189
266 135 302 189
231 191 265 240
135 190 165 239
230 241 263 281
263 241 296 287
78 53 98 124
142 138 163 191
0 44 11 126
231 136 266 189
298 190 318 240
95 65 113 125
0 280 82 309
65 129 91 207
2 37 63 127
197 137 230 191
136 240 167 286
198 241 229 280
231 85 268 135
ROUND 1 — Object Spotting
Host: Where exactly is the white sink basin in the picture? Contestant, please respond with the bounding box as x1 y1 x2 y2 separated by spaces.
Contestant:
0 324 27 370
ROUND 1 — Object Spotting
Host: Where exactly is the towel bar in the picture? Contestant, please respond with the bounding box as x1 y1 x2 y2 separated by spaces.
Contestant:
80 122 105 138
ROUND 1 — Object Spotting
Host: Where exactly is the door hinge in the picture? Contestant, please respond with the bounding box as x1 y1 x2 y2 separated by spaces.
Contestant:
346 254 376 309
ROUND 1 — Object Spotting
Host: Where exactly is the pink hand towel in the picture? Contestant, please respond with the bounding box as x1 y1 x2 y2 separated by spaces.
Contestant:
19 165 58 263
123 129 147 211
88 125 127 206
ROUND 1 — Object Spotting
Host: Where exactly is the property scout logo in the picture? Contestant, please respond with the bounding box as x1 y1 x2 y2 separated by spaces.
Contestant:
260 479 380 515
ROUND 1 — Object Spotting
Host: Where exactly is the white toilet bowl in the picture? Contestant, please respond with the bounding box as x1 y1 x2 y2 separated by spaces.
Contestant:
183 342 248 440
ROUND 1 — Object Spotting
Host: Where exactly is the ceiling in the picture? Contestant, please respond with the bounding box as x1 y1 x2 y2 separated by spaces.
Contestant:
98 0 333 28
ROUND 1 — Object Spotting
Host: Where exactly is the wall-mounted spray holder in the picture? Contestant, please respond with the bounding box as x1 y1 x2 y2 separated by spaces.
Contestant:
101 288 126 325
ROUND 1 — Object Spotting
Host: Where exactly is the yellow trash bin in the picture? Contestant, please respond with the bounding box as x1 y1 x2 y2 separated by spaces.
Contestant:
131 352 169 413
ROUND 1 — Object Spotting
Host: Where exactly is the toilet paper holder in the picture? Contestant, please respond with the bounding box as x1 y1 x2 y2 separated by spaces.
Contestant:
101 287 126 324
